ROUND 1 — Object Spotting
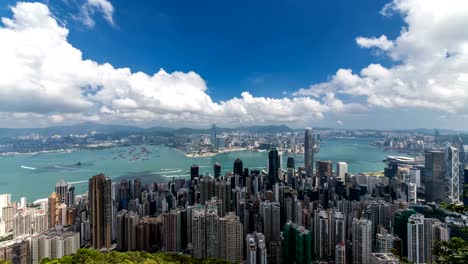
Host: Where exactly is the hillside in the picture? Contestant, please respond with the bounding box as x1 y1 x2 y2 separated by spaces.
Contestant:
38 248 230 264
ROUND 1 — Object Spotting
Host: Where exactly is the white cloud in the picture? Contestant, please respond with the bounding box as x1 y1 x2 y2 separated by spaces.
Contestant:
0 2 363 128
356 35 394 50
79 0 115 27
296 0 468 117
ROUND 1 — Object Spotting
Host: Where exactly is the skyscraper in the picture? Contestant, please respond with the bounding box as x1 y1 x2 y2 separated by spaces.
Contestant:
89 173 112 250
424 150 446 202
282 222 311 264
407 214 425 264
211 124 217 151
260 201 281 252
445 145 460 203
317 160 333 188
218 212 243 263
352 218 372 264
234 158 243 177
55 180 69 205
190 164 199 182
268 148 280 189
304 128 314 178
214 162 221 178
337 162 348 182
48 192 60 229
335 242 346 264
464 166 468 205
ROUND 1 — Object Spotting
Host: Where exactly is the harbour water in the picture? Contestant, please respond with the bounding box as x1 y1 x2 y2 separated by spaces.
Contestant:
0 137 403 201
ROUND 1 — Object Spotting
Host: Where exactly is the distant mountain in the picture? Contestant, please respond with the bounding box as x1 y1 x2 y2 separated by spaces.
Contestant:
0 123 296 138
0 122 145 137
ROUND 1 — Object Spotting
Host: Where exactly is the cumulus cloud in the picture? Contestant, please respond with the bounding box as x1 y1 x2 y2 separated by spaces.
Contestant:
79 0 115 27
0 2 362 128
296 0 468 116
356 35 394 50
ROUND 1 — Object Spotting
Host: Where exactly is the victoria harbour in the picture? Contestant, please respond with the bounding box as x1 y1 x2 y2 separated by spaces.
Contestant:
1 137 400 201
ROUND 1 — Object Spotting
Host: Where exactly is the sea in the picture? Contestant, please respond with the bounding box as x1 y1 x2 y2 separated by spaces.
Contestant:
0 137 404 201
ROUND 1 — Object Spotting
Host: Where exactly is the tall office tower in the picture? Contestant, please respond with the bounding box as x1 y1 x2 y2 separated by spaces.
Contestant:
282 222 311 264
464 166 468 205
55 180 69 205
452 136 465 193
218 212 243 263
67 186 75 207
287 157 295 170
206 206 219 258
317 160 333 188
255 232 268 264
410 167 421 187
394 209 416 257
48 192 60 228
337 162 348 182
335 242 346 264
375 228 395 253
445 145 460 203
260 201 281 251
125 211 140 251
89 173 112 250
424 150 446 202
214 163 221 179
190 164 199 182
352 218 372 264
211 124 217 151
269 241 282 264
200 176 215 205
268 148 280 189
234 158 244 177
407 214 425 264
246 234 258 264
304 127 314 179
408 183 417 204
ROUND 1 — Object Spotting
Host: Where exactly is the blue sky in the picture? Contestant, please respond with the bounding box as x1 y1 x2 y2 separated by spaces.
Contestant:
1 0 468 129
56 0 402 100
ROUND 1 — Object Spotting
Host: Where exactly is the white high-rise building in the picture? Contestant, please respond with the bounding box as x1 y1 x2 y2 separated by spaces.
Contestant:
407 214 425 264
337 162 348 181
445 145 460 203
31 230 80 264
352 218 372 264
410 167 421 187
408 183 417 204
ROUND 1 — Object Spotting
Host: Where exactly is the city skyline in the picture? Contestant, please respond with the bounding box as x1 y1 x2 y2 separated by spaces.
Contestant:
1 1 468 129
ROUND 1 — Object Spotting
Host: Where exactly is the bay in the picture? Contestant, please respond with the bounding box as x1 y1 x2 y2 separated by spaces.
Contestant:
0 137 403 201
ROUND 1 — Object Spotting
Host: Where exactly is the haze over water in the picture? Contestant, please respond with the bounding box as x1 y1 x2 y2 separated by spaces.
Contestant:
0 138 403 201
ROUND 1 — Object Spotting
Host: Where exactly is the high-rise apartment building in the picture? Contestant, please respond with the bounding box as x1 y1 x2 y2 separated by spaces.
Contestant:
352 218 372 264
218 212 243 263
89 173 112 250
407 214 425 264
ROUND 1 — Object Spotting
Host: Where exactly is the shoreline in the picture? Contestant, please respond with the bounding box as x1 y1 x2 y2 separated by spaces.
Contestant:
183 147 249 158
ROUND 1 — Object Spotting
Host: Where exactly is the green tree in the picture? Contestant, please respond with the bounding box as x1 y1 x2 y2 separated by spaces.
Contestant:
433 237 468 264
